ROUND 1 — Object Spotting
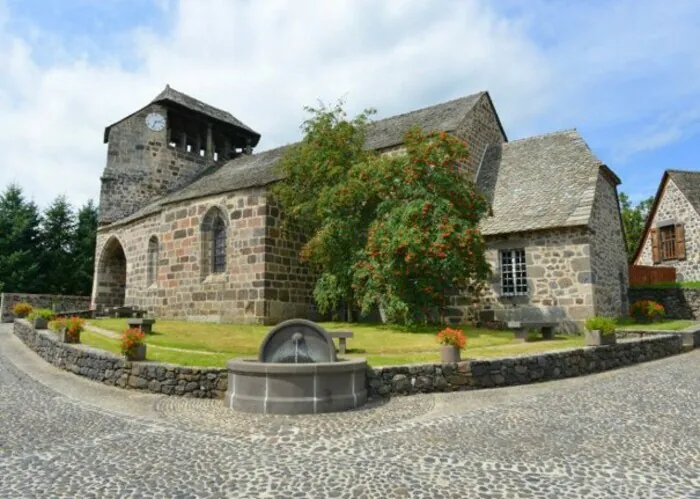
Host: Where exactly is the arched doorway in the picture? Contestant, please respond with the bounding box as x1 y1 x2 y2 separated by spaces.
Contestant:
94 237 127 310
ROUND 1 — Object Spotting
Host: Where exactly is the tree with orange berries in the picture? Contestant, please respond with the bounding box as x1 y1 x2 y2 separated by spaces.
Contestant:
275 103 490 324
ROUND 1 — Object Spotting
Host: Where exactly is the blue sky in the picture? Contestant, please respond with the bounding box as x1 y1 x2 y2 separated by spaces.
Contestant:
1 0 699 208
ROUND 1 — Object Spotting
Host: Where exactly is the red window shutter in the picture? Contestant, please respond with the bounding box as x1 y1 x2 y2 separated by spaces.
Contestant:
675 224 686 260
651 228 661 264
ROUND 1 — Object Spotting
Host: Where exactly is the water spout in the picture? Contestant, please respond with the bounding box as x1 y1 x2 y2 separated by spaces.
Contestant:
292 332 303 364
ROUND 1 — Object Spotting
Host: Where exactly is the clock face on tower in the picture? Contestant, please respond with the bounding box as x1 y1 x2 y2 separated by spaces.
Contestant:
145 112 166 131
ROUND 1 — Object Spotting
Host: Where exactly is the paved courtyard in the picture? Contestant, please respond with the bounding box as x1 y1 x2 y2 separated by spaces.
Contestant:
0 324 698 498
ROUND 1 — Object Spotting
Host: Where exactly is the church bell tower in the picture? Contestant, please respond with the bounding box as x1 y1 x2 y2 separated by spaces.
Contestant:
98 85 261 226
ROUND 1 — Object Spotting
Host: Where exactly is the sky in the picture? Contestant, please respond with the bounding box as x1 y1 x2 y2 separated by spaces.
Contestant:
1 0 699 210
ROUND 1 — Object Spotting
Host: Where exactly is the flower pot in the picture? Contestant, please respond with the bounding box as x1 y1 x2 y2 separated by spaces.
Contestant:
126 344 147 362
59 328 80 344
33 317 48 330
584 329 616 347
440 344 461 363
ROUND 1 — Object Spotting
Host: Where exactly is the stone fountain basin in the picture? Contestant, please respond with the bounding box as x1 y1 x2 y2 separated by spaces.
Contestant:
226 358 368 415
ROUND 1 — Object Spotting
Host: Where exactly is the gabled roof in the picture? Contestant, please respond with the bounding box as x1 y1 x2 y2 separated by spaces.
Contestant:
476 129 617 236
364 91 500 150
631 169 700 262
103 85 260 145
103 91 494 228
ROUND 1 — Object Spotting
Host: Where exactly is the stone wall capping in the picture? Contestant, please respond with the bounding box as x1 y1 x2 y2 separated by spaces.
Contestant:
12 319 690 402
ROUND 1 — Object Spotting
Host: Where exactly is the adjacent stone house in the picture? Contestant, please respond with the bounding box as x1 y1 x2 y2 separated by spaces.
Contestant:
92 85 628 330
633 170 700 280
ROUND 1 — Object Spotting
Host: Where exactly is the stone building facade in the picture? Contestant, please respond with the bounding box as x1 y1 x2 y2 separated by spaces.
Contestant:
92 86 627 329
634 170 700 281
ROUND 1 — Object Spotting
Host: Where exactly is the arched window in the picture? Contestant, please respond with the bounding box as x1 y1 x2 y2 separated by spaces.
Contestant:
200 206 228 278
212 217 226 273
147 236 159 286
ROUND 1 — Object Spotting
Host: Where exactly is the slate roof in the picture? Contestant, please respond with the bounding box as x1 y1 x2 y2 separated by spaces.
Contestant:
104 85 261 145
476 129 615 236
364 92 485 150
666 170 700 213
107 92 489 227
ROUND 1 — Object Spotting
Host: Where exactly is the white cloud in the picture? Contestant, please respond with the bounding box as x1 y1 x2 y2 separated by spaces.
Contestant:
1 0 699 210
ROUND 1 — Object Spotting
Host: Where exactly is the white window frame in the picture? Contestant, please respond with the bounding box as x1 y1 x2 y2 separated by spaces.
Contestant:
500 248 528 296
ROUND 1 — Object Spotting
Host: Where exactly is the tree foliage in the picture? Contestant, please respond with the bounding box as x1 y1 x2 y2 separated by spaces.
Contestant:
0 184 98 295
0 185 42 293
274 103 490 324
620 192 654 262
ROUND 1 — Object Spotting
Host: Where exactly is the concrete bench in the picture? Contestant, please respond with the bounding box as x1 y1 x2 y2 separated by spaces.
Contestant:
507 321 559 341
127 318 156 334
328 330 354 355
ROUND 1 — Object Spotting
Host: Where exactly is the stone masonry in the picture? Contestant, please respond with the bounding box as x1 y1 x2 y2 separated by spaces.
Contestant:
13 319 685 401
472 227 595 332
99 103 212 225
588 171 630 316
637 177 700 280
93 187 315 324
13 319 228 398
0 293 91 323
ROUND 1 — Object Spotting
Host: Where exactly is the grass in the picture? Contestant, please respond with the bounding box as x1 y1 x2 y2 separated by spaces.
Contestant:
615 317 694 331
84 319 587 367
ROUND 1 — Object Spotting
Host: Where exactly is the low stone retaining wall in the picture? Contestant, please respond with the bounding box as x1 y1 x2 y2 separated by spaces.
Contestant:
1 293 92 323
13 320 687 402
628 287 700 320
367 334 684 398
13 320 227 398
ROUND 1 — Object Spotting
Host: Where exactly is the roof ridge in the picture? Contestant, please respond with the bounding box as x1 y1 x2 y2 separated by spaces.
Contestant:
506 128 579 145
151 85 233 117
371 91 485 124
667 168 700 175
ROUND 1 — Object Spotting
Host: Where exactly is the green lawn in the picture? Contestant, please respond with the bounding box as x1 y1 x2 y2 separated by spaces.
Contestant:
615 318 695 331
85 319 586 367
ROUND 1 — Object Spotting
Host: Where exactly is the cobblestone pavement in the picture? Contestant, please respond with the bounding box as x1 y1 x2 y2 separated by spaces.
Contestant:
1 324 699 498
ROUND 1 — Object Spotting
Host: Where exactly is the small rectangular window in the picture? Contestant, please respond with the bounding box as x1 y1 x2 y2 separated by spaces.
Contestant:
659 225 677 261
500 248 528 296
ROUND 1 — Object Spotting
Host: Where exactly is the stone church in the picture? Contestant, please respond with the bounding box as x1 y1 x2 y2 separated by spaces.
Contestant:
91 85 629 330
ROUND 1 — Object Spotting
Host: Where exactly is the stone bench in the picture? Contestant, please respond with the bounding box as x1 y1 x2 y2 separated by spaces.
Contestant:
126 318 156 334
328 330 353 355
507 321 559 340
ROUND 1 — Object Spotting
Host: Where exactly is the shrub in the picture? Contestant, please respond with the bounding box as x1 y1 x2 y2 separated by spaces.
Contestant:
584 316 616 336
12 302 33 318
436 327 467 350
28 308 55 321
525 330 541 342
120 328 146 357
630 300 665 323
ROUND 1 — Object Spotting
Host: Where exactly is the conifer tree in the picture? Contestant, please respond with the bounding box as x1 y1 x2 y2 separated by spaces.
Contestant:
0 184 42 293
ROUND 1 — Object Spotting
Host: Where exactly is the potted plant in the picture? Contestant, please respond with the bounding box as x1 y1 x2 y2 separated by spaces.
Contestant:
28 308 55 329
12 302 33 319
630 300 665 324
584 316 617 346
437 327 467 362
120 327 147 361
55 316 85 344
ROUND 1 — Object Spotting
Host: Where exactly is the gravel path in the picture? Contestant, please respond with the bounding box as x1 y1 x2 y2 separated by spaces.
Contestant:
0 323 698 498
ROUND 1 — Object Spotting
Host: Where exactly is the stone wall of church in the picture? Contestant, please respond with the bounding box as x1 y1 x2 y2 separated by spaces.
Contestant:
463 228 595 333
589 172 629 317
93 186 314 324
261 198 316 323
94 188 268 323
99 103 212 225
636 178 700 281
454 93 506 179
